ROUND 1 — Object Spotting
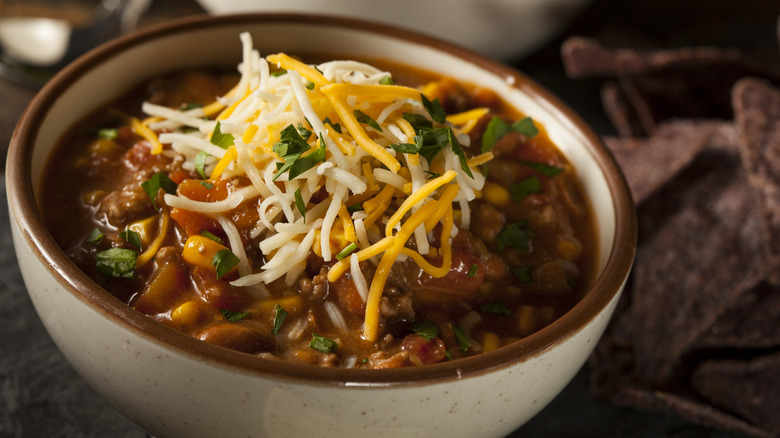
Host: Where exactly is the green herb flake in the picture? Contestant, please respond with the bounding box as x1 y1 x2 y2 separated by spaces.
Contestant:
448 128 473 178
510 265 533 283
95 248 137 279
200 180 215 190
450 323 471 353
480 302 512 316
496 221 535 253
379 75 394 85
288 134 327 180
199 230 223 244
510 176 541 203
272 125 326 181
304 80 315 90
141 172 178 211
354 109 382 132
445 350 453 361
467 263 478 278
324 117 342 134
194 151 209 179
335 242 358 261
212 248 240 279
220 309 250 322
270 69 287 77
118 230 142 250
309 333 338 353
481 116 539 153
521 160 564 178
421 94 447 123
85 228 104 244
210 121 235 149
390 142 421 154
296 123 313 140
179 102 203 111
346 203 363 213
294 188 306 222
410 320 439 341
97 128 118 140
272 304 288 335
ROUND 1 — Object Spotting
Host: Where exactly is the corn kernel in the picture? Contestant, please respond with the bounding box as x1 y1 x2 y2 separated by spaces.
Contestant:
128 216 157 247
517 305 539 337
171 300 202 328
254 295 303 316
556 235 582 261
482 331 500 353
482 182 510 207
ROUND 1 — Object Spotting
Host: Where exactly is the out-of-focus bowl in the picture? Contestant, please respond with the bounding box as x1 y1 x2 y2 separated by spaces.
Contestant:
195 0 592 60
7 13 635 438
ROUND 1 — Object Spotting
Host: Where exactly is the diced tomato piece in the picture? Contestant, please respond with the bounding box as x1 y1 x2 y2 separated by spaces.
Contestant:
170 207 220 237
333 275 365 317
177 178 230 202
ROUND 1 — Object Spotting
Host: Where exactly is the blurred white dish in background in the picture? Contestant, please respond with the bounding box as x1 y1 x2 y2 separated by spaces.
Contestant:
195 0 591 60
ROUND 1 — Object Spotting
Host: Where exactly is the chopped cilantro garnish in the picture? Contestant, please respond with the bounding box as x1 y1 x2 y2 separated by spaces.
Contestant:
199 230 223 244
272 125 326 181
141 172 178 211
97 128 118 140
220 309 250 322
346 203 363 213
450 323 471 353
272 304 288 335
304 80 315 90
448 128 473 178
118 230 142 250
354 109 382 132
424 170 442 179
510 176 541 203
323 117 342 134
444 350 453 361
481 302 512 316
95 248 136 279
85 228 104 244
410 320 439 341
212 248 240 279
402 113 433 130
210 121 234 149
421 94 446 123
200 180 214 190
510 265 533 283
481 116 538 153
194 151 209 178
496 221 535 252
390 142 421 154
270 69 287 77
296 123 313 140
379 75 394 85
335 242 358 261
289 134 327 180
467 263 478 278
179 102 203 111
294 188 306 221
309 333 338 353
521 160 564 178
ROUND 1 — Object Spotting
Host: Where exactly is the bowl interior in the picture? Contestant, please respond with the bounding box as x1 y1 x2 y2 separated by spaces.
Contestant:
11 14 634 382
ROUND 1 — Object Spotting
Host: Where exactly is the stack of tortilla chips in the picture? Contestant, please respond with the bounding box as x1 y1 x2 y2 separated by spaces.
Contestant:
561 21 780 437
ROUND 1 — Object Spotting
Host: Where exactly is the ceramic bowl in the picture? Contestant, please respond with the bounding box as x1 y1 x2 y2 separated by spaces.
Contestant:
195 0 592 60
7 14 636 438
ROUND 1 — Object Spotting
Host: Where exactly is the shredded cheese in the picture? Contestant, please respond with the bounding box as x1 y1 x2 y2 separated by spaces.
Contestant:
142 32 494 344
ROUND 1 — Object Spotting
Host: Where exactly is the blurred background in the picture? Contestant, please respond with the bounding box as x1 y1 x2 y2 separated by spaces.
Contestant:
1 0 778 436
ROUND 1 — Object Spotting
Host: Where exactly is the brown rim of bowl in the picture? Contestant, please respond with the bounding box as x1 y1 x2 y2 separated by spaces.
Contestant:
7 13 637 386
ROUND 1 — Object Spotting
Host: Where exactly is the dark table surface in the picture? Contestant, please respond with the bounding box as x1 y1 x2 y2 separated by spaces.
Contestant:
1 0 777 436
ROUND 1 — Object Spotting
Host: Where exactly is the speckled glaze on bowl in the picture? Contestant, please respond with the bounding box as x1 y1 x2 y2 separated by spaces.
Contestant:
7 14 636 438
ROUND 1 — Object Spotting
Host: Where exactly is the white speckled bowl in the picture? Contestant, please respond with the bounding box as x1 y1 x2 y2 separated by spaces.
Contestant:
7 14 636 438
